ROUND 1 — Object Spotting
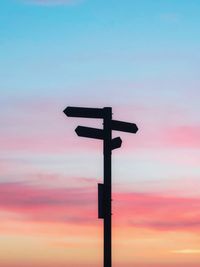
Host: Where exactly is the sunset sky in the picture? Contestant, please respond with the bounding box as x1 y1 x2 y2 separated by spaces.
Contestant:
1 0 200 266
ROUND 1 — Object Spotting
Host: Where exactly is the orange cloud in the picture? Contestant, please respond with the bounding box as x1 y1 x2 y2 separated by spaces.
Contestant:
172 249 200 254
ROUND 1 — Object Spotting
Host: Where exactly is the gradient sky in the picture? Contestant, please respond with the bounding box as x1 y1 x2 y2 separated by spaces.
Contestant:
1 0 200 266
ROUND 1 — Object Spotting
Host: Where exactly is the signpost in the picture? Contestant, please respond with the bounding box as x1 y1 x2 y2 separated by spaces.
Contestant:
63 106 138 267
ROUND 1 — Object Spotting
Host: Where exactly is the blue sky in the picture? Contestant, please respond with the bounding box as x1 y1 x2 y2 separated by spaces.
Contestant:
1 0 200 99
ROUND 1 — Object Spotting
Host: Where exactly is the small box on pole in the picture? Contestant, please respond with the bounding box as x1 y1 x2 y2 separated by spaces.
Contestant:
98 183 104 219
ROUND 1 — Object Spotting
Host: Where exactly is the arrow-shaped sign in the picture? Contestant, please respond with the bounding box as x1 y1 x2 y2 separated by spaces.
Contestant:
75 126 104 139
111 137 122 150
112 120 138 134
64 106 104 119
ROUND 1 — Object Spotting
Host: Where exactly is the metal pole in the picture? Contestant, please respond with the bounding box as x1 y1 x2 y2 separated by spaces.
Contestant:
103 107 112 267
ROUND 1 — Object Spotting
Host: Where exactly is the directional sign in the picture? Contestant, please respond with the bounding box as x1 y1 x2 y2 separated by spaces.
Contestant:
75 126 104 139
111 137 122 150
112 120 138 134
64 105 139 267
63 106 104 119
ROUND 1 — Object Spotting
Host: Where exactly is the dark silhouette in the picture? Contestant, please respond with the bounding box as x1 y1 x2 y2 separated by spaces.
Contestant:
63 106 138 267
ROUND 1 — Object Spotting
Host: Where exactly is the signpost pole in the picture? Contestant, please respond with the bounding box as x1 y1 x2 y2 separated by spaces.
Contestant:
103 107 112 267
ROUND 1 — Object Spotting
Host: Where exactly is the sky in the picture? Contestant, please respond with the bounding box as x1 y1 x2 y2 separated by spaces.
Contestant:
1 0 200 266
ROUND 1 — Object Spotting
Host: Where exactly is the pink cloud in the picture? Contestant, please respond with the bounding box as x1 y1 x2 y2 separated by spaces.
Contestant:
2 96 200 154
0 132 103 154
2 121 200 157
1 182 200 231
121 124 200 151
0 98 104 153
113 105 200 150
0 182 97 224
163 125 200 148
114 192 200 231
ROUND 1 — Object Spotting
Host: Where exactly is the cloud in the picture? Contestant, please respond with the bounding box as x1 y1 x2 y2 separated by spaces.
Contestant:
114 192 200 231
3 96 200 154
125 124 200 150
0 182 97 224
1 182 200 231
0 96 103 154
163 125 200 148
172 249 200 254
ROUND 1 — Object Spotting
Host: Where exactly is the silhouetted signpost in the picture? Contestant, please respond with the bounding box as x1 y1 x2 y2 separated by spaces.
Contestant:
63 106 138 267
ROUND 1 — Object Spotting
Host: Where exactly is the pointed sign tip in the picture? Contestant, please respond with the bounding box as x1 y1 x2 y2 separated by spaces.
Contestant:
111 137 122 150
63 106 104 118
75 126 80 136
63 106 69 116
